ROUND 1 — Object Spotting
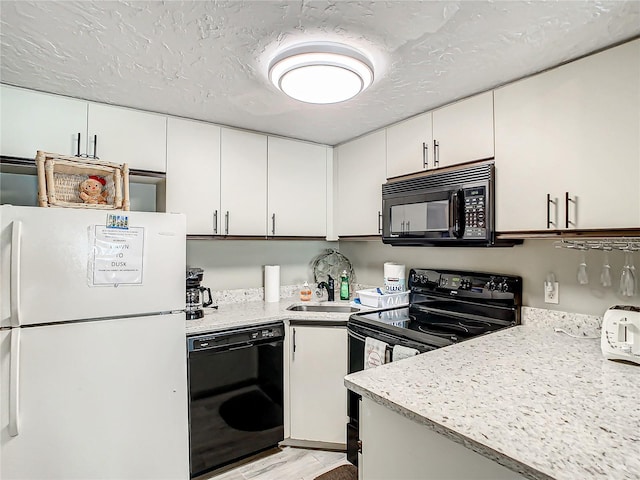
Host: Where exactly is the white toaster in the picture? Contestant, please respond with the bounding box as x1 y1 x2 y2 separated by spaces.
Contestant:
601 305 640 365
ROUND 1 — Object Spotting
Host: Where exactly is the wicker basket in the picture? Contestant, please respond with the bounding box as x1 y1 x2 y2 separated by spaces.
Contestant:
35 151 130 210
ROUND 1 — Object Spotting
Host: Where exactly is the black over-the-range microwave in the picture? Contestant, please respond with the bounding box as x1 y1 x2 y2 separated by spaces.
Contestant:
382 161 519 247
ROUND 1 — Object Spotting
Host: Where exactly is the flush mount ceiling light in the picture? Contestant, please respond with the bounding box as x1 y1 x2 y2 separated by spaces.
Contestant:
269 42 374 104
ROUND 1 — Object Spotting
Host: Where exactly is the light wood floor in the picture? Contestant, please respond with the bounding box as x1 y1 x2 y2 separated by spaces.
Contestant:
195 446 350 480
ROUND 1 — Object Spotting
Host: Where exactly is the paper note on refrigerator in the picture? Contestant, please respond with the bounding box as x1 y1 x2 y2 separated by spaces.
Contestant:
90 226 144 286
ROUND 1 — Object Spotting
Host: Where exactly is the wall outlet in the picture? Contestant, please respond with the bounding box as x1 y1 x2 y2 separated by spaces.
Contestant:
544 282 559 304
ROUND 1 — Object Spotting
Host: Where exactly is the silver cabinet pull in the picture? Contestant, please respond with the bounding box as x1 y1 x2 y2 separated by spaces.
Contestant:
422 142 428 169
546 194 557 229
213 210 218 234
225 211 229 235
433 140 440 167
565 192 576 228
271 213 276 236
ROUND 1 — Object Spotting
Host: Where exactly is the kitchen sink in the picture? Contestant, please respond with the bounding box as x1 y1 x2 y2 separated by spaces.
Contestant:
287 304 359 313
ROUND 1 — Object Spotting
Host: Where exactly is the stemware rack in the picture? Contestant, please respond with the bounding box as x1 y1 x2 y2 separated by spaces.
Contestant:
553 238 640 251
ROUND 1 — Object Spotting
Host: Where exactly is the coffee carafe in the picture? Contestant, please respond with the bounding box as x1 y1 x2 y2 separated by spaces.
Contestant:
186 267 213 320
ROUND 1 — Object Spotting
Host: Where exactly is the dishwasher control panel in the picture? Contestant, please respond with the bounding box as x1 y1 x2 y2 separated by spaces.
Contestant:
188 323 285 352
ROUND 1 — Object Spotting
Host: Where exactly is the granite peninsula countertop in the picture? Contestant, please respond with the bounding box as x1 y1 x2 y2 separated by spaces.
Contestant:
185 297 359 335
344 319 640 480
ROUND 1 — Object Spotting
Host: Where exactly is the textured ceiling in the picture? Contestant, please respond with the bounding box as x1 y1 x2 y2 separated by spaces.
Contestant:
1 1 639 146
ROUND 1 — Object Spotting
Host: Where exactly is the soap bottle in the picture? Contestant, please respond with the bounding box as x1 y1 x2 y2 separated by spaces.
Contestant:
340 270 350 301
300 281 312 301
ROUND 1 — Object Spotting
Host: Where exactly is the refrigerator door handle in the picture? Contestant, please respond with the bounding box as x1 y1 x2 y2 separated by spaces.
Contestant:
11 220 22 327
9 328 21 437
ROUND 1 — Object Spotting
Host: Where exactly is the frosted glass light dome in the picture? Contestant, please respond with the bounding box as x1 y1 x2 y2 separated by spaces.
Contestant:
269 43 374 104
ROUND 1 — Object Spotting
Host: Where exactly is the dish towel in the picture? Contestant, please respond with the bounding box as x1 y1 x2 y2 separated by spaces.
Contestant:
364 337 388 369
392 345 420 362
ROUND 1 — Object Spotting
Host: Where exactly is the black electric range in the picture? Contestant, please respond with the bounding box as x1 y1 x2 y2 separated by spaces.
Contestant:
346 268 522 466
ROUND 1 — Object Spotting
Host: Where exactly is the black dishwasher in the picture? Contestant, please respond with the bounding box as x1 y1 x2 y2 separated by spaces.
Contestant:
187 323 284 478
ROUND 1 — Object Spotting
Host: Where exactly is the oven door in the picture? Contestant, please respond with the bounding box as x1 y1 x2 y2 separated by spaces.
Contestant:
346 321 435 466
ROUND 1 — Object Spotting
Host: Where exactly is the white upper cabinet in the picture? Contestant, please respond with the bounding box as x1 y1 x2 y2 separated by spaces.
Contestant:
432 91 494 168
220 128 268 236
336 130 386 236
0 85 87 159
495 39 640 231
385 112 433 178
166 117 221 235
267 137 327 237
87 103 167 172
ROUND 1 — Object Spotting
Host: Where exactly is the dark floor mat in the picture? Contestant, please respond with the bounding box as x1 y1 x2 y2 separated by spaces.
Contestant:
315 464 358 480
219 387 283 431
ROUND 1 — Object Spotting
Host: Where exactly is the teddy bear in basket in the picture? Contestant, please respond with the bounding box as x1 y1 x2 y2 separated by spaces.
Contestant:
79 175 108 205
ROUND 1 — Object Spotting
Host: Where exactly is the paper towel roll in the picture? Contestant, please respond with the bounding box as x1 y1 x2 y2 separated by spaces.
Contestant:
264 265 280 303
384 262 406 293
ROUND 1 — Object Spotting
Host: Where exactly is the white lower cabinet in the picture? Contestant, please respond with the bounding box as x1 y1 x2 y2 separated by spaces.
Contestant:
494 39 640 231
287 324 347 445
336 130 387 236
166 117 221 234
359 397 525 480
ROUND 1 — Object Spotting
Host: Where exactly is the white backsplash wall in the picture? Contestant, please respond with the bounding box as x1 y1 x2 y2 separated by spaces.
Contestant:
187 240 339 291
339 239 637 317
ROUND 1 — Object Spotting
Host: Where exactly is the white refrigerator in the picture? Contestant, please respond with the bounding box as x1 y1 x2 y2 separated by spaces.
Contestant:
0 205 189 480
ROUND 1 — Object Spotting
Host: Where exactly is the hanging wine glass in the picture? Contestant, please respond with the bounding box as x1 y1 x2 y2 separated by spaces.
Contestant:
577 249 589 285
600 248 612 288
620 250 635 297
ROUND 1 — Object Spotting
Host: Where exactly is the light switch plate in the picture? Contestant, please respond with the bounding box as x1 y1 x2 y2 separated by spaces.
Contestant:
544 282 559 304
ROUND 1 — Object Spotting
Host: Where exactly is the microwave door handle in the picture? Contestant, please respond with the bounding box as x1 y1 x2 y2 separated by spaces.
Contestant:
451 190 465 238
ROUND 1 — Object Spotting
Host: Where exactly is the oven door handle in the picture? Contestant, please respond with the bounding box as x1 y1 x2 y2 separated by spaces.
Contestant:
347 328 368 343
411 304 514 326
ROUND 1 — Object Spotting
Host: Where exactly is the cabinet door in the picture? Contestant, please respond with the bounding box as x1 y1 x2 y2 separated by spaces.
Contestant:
289 326 347 444
336 130 387 236
166 118 221 235
220 128 267 236
386 112 433 178
432 91 494 168
88 103 167 172
0 85 87 158
267 137 327 237
495 39 640 231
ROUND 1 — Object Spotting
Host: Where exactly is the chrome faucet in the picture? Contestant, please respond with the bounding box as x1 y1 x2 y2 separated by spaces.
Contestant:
317 275 335 301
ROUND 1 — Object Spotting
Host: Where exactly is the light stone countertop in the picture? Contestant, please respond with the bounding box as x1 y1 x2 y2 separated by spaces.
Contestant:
185 297 360 335
344 320 640 480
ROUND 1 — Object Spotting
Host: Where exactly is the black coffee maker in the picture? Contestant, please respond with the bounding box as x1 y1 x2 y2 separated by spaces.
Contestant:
186 267 213 320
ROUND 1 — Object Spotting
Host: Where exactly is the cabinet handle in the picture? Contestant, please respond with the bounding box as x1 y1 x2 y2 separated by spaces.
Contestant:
377 211 382 234
272 213 276 236
565 192 576 228
292 327 296 360
546 194 557 229
422 142 428 169
433 140 440 167
75 133 81 157
400 220 405 234
92 134 99 159
225 211 229 235
213 210 218 234
406 220 410 232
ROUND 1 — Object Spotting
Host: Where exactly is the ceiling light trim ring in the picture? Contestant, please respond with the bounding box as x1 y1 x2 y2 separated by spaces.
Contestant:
268 42 374 104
